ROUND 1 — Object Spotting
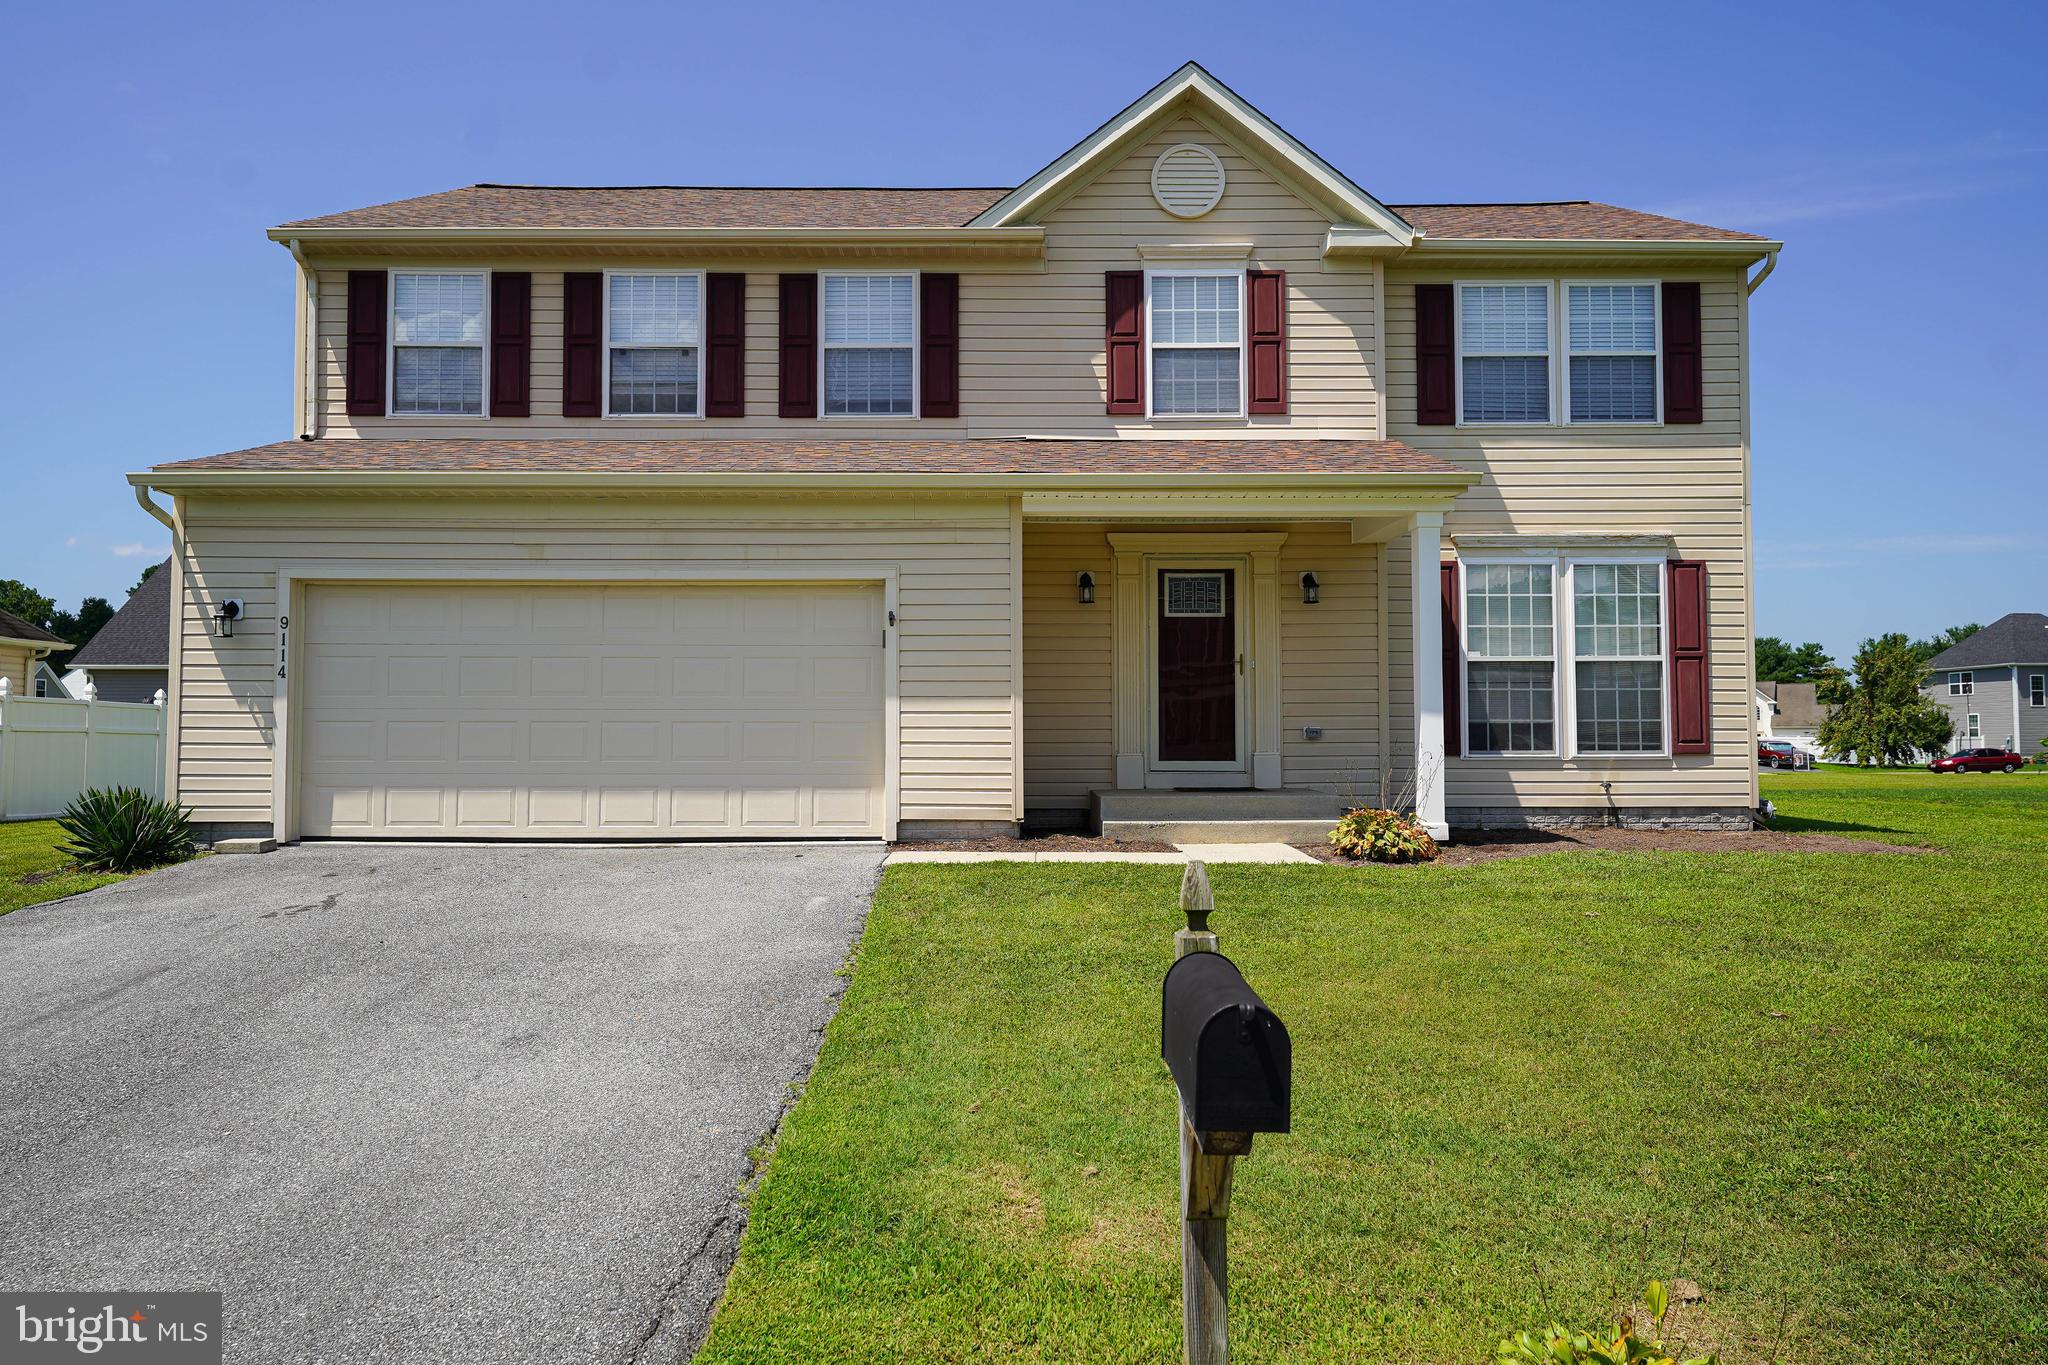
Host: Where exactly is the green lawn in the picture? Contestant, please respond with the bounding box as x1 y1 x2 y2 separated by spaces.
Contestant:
695 768 2048 1363
0 818 129 915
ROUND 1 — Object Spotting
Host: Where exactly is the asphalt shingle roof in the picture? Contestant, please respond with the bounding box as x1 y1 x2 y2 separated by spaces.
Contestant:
1926 613 2048 669
70 561 172 668
0 607 66 647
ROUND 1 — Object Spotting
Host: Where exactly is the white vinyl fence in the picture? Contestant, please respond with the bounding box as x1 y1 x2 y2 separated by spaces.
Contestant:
0 678 168 820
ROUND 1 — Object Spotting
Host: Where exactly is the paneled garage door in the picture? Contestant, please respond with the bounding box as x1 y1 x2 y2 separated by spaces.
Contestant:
298 582 886 838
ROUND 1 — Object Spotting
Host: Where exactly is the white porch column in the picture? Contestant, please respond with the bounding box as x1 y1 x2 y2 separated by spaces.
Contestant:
1249 543 1284 789
1408 512 1449 839
1112 541 1146 789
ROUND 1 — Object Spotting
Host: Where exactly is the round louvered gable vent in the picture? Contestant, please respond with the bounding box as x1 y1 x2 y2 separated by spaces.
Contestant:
1151 144 1226 218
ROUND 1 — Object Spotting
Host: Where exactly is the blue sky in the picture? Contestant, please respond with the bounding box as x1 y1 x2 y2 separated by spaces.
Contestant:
2 0 2042 661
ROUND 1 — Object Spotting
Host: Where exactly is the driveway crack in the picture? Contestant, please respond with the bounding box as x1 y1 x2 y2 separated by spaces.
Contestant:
623 1209 741 1365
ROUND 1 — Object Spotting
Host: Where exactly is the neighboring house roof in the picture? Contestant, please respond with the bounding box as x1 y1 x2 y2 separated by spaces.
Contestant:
70 561 172 669
150 438 1466 480
279 185 1013 232
0 607 65 648
1925 612 2048 669
1389 201 1767 243
1758 681 1829 729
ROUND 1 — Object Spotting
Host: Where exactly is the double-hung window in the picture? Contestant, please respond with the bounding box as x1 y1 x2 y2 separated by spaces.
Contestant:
1966 713 1982 741
1464 562 1557 754
823 273 915 416
2030 673 2045 706
1571 562 1665 753
391 272 486 416
1948 671 1974 696
607 272 702 416
1148 271 1243 417
1458 283 1551 423
1565 284 1659 423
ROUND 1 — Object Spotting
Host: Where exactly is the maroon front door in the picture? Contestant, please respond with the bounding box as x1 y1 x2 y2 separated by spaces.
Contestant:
1157 570 1237 764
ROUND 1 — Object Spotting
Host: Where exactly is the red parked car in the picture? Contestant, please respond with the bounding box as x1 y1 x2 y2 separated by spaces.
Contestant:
1928 748 2026 773
1757 740 1812 769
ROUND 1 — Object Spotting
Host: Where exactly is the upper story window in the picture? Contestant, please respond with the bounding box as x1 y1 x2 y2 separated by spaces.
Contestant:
391 272 486 416
1148 270 1243 417
1948 671 1974 696
1566 284 1659 423
823 273 915 416
607 272 702 416
1458 284 1550 424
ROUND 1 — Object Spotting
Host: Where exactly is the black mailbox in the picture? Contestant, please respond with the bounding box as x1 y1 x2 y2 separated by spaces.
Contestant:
1161 951 1290 1138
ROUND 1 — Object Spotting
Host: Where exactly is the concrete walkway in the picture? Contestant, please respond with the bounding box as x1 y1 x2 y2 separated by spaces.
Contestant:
885 841 1316 865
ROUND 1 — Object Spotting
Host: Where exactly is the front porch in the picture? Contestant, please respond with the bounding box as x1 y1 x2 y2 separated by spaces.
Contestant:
1019 507 1459 840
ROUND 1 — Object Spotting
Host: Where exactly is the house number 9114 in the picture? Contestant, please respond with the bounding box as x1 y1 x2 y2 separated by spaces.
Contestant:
277 614 289 679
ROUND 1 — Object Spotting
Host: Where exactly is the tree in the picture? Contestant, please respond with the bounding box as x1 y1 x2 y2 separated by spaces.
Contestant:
129 562 161 596
1755 636 1834 683
1909 623 1981 663
0 579 57 629
47 597 115 649
1817 633 1955 765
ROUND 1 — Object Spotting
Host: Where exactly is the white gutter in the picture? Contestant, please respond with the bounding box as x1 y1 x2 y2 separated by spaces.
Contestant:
1746 248 1780 296
286 237 318 438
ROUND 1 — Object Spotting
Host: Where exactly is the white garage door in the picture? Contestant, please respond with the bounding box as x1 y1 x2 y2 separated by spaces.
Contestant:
298 582 886 838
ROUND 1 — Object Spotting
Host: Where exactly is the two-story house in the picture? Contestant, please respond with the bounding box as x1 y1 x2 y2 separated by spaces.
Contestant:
1922 612 2048 756
129 63 1779 845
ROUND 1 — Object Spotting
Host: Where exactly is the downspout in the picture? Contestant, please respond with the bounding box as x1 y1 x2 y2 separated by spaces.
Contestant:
1746 248 1779 296
134 482 177 535
287 237 318 439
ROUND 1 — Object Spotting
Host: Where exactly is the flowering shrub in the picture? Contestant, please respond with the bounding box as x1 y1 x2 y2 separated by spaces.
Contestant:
1328 807 1438 863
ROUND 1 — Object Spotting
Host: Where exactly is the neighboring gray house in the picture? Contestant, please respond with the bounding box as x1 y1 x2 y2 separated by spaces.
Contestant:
1922 612 2048 755
67 562 172 704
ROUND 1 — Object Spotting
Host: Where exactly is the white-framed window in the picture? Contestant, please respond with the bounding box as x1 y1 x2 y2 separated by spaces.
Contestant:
1948 671 1974 696
34 675 49 697
606 271 703 417
1457 282 1552 424
1463 561 1558 755
390 271 487 416
1146 269 1244 418
1565 283 1660 424
2030 673 2045 707
822 272 916 417
1460 556 1670 759
1966 712 1982 740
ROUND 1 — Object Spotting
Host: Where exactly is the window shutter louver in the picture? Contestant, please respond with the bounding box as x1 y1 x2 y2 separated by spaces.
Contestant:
1246 269 1287 414
1440 561 1462 757
345 270 387 417
1661 282 1704 424
919 273 960 418
561 272 603 418
705 272 746 417
1415 283 1455 425
1104 270 1144 414
489 271 530 418
1668 559 1711 753
778 273 818 418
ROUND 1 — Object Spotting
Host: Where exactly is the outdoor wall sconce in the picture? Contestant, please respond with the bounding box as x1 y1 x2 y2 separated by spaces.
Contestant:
1299 571 1320 605
1077 571 1096 605
214 598 244 638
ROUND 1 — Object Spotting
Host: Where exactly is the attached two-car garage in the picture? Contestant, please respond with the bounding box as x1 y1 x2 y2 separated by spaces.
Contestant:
296 581 887 838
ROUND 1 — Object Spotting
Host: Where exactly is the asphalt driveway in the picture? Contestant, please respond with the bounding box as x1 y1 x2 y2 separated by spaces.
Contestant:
0 840 884 1364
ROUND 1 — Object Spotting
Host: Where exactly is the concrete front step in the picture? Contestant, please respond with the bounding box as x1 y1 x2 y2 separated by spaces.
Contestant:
1101 817 1337 844
1091 788 1345 822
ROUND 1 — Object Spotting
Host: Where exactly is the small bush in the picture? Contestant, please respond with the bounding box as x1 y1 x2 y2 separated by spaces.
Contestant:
1329 807 1439 863
57 787 197 873
1497 1280 1717 1365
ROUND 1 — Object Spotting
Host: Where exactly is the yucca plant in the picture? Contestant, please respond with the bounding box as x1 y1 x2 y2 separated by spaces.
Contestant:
1498 1280 1717 1365
57 786 198 873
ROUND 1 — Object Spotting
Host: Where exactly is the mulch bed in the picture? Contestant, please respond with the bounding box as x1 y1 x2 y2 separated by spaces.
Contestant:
891 833 1180 853
1298 826 1934 868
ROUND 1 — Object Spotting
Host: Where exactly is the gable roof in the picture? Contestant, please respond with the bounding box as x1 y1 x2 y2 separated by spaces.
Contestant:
0 607 65 649
70 561 173 669
967 62 1415 242
279 185 1011 232
1926 613 2048 670
1758 681 1830 728
1391 201 1768 243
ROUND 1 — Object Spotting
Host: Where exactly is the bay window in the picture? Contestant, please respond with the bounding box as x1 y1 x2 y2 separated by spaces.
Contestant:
1457 283 1550 423
1566 283 1659 423
391 272 486 416
823 273 915 416
607 272 702 416
1147 270 1243 417
1571 562 1665 752
1464 563 1557 754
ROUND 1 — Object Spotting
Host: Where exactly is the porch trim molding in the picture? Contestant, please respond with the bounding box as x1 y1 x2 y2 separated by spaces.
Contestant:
1106 532 1288 790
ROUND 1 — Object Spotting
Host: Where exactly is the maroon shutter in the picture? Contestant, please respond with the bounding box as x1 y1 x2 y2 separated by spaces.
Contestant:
778 274 818 418
1415 283 1455 425
1246 269 1287 415
705 272 746 418
562 272 603 418
344 270 386 417
1668 559 1711 753
920 273 960 418
1104 270 1144 415
489 272 530 418
1440 561 1462 758
1661 282 1703 424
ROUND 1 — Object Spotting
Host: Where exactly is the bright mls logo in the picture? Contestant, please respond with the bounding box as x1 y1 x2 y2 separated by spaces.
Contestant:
3 1294 221 1363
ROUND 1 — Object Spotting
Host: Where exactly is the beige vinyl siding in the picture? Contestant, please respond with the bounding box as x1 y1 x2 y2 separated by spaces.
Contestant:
1021 522 1381 811
0 643 35 695
310 116 1376 441
170 493 1017 830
